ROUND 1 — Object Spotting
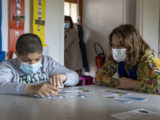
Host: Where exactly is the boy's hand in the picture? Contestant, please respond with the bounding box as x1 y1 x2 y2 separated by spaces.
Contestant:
49 74 67 88
26 83 60 98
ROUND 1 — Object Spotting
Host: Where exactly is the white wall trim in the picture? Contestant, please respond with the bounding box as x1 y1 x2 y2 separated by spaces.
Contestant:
60 0 64 64
122 0 127 24
158 1 160 56
136 0 144 36
2 0 9 52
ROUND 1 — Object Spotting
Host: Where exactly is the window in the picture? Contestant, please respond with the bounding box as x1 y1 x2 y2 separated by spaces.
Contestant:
64 2 78 23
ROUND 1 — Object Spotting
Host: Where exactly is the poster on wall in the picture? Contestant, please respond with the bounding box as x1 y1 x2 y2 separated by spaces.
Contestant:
32 0 47 47
9 0 25 58
0 0 5 62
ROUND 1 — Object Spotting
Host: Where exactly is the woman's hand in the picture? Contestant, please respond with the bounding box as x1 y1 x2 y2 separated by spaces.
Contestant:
26 83 60 98
49 74 67 88
115 77 141 91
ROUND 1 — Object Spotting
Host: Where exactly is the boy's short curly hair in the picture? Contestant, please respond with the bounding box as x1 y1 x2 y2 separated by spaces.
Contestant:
16 33 43 56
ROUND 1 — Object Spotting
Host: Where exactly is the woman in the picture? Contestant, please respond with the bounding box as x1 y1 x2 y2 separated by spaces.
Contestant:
64 16 83 75
96 24 160 94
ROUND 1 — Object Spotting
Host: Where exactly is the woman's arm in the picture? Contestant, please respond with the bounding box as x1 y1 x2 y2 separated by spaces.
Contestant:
96 60 118 86
116 77 141 91
137 50 160 94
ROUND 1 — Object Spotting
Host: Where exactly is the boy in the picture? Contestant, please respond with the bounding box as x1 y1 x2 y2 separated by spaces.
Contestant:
0 33 79 98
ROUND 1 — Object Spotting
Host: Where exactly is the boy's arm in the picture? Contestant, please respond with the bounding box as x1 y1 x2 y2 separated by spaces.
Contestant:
47 56 79 86
0 64 26 95
0 82 26 95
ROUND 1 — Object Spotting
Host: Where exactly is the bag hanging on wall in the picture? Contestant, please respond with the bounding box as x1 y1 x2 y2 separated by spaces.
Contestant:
94 42 106 69
78 75 94 86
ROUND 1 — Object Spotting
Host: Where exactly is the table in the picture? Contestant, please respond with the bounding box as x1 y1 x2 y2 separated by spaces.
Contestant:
0 85 160 120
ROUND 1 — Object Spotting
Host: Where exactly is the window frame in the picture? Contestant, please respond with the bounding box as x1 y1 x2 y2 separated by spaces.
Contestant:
65 0 82 24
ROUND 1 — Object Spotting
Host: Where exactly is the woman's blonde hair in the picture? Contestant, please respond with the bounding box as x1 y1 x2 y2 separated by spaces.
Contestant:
109 24 150 69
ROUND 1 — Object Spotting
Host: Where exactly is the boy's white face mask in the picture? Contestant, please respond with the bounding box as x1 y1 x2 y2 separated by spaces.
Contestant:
112 48 127 62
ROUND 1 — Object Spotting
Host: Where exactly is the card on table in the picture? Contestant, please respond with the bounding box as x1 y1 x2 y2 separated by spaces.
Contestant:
123 96 148 101
111 109 160 120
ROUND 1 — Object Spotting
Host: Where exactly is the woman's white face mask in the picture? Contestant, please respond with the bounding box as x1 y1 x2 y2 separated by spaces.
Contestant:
112 48 127 62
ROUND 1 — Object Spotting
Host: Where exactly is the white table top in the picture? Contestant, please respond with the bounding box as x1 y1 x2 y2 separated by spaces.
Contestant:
0 85 160 120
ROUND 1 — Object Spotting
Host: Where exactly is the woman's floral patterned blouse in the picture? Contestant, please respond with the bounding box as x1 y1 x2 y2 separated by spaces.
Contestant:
96 49 160 94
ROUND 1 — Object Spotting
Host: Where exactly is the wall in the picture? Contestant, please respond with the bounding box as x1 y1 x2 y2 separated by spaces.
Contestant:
136 0 160 55
45 0 64 64
82 0 136 77
124 0 136 25
2 0 64 64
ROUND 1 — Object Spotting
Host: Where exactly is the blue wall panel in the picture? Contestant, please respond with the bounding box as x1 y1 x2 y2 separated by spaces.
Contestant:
0 0 5 62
